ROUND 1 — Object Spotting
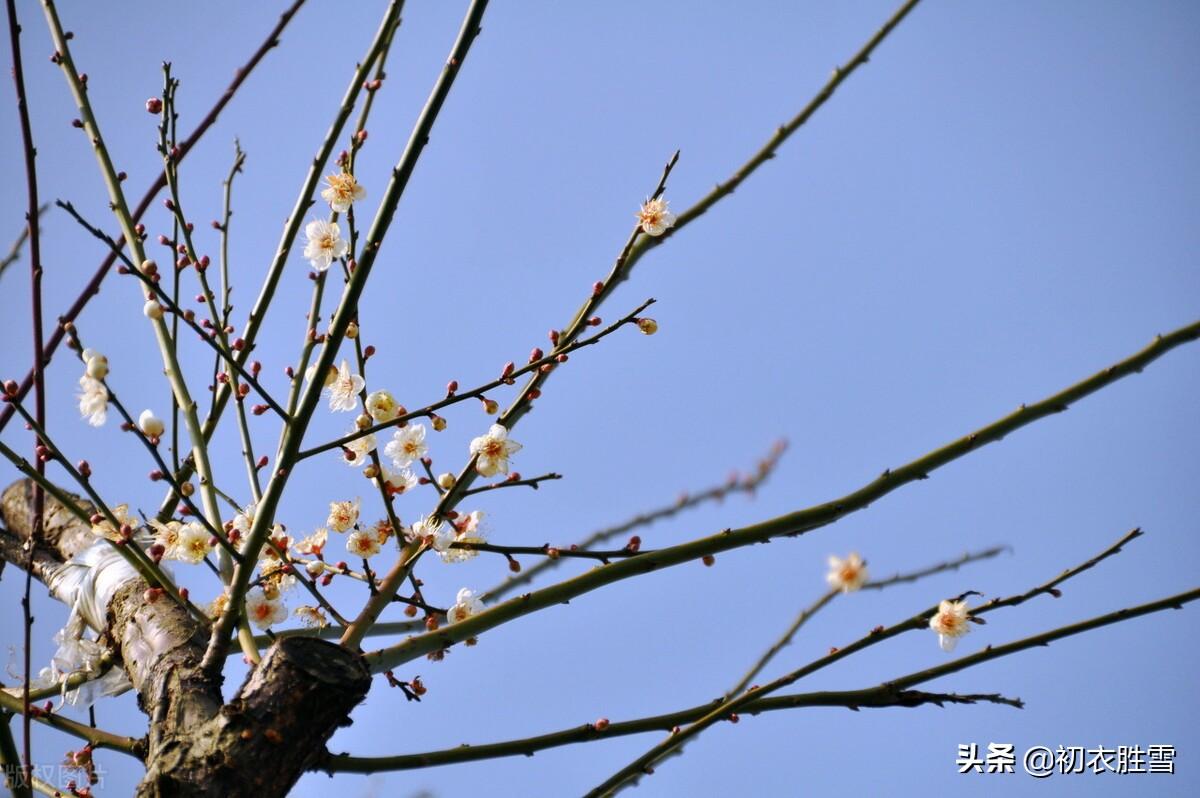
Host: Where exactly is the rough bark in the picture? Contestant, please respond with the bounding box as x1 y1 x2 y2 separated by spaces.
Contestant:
1 479 371 797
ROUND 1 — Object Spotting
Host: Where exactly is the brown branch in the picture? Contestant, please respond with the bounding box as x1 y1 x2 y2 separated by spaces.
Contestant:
0 0 307 436
484 440 787 602
0 203 46 282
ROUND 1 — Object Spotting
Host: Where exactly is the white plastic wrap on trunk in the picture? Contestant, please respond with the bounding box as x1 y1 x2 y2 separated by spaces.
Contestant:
41 539 143 706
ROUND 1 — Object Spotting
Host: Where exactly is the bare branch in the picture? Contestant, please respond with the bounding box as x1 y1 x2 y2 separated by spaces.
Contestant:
364 319 1200 672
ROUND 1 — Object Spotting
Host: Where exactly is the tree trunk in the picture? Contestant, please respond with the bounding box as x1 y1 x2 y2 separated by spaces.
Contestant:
1 479 370 797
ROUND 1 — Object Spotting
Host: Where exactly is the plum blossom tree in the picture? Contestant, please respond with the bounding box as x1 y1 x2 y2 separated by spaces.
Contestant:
1 0 1197 796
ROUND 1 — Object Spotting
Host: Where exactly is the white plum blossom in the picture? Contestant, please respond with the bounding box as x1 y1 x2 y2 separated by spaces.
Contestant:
91 504 139 542
231 502 257 541
929 599 972 652
636 197 675 236
375 466 418 496
440 510 487 564
259 560 297 597
370 520 394 546
209 590 231 620
150 519 184 559
408 514 454 553
448 588 484 624
138 409 165 438
365 389 400 422
77 375 108 427
826 552 868 593
174 522 214 564
320 172 366 213
295 605 329 628
343 430 377 467
346 529 381 558
325 360 364 412
306 362 338 386
327 498 361 533
245 590 286 630
469 424 522 477
302 219 348 272
293 528 328 557
384 423 427 468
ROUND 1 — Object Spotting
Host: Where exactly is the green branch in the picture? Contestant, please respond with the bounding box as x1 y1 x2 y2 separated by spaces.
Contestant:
364 319 1200 671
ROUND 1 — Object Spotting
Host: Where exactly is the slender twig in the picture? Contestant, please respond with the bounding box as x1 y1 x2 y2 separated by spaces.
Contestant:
0 204 46 282
1 651 115 704
486 441 787 602
610 0 927 310
299 298 656 460
459 472 562 497
587 529 1144 795
322 687 1022 774
4 0 45 784
0 709 31 798
0 0 306 436
0 402 209 623
55 200 288 419
40 0 229 603
861 546 1011 592
0 686 143 758
159 0 408 522
206 0 491 670
364 317 1200 672
59 325 240 560
337 586 1200 778
638 546 1008 781
455 540 645 563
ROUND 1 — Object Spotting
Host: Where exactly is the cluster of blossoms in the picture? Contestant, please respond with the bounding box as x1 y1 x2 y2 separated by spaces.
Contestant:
77 349 109 427
301 171 364 271
148 519 215 564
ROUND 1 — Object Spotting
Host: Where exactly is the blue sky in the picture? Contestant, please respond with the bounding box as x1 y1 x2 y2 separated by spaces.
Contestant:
1 1 1198 795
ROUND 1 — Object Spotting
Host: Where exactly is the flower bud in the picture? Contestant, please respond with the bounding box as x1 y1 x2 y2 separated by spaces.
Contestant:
143 300 164 320
145 97 162 114
481 398 498 415
437 472 456 490
431 415 447 431
365 390 398 422
180 481 195 497
139 259 158 276
345 321 359 339
85 355 109 380
637 318 659 335
138 409 165 438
